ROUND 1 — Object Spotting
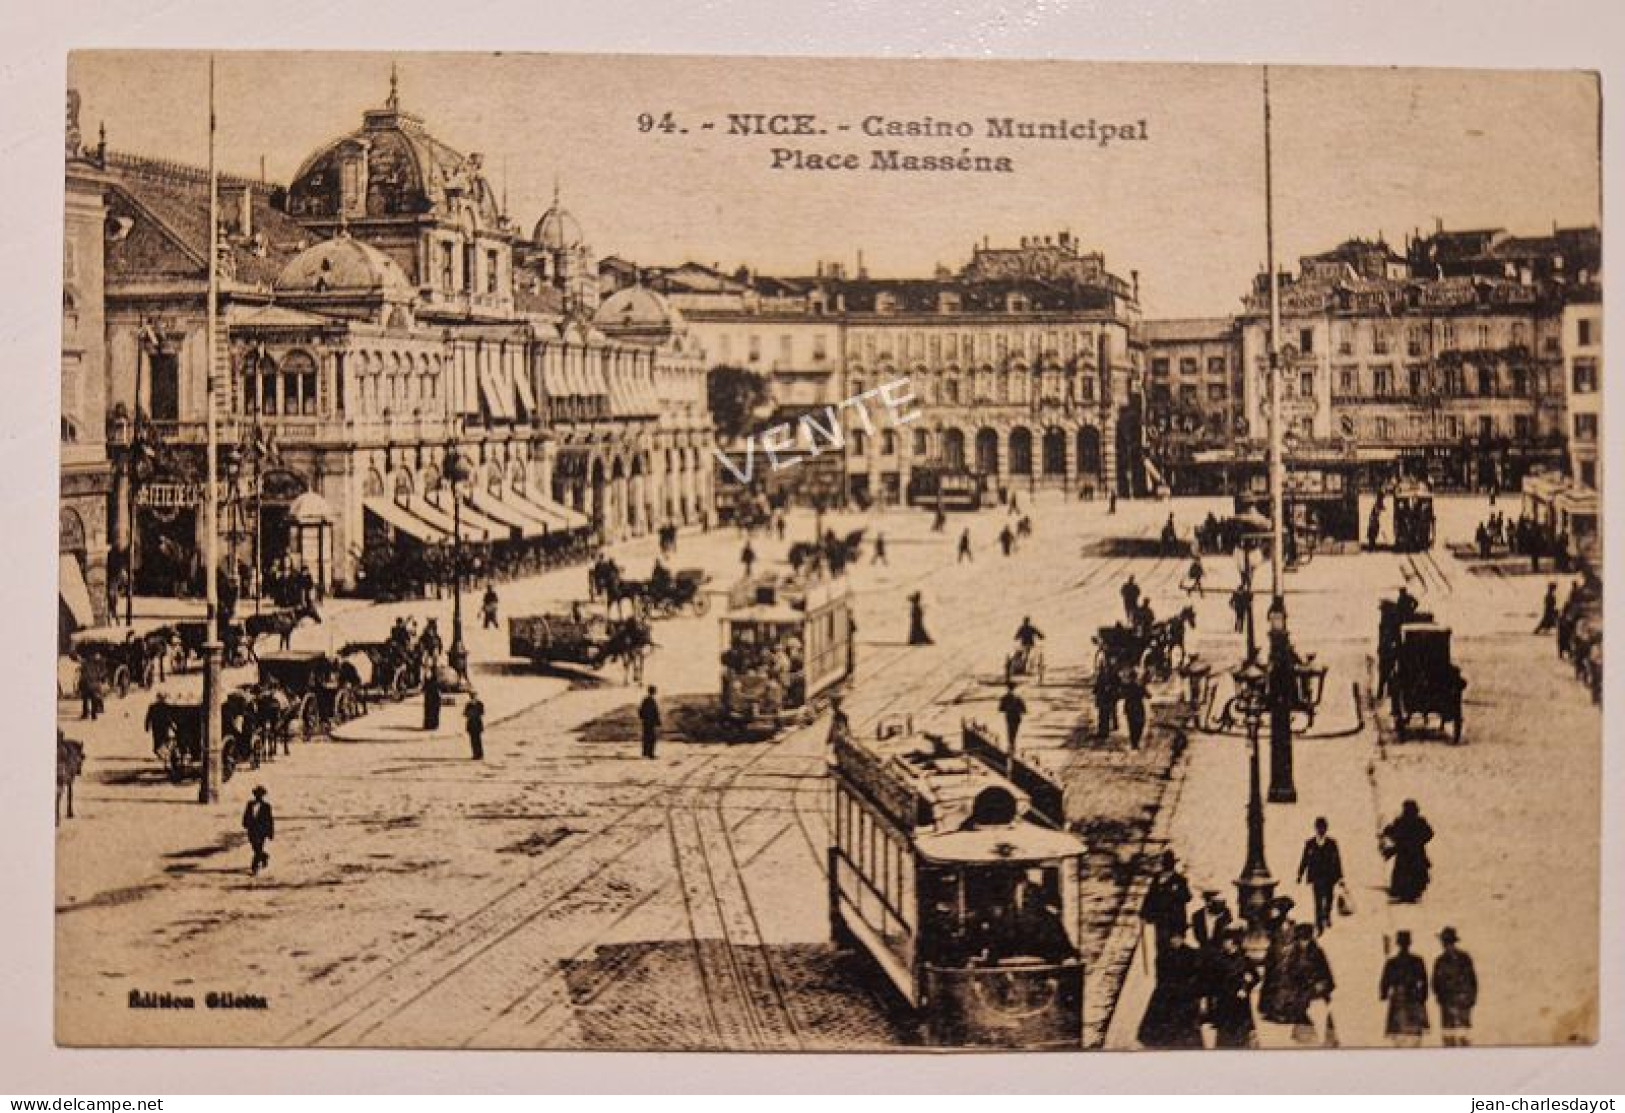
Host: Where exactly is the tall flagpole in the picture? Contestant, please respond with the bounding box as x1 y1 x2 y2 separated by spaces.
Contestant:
1264 65 1285 605
199 55 224 804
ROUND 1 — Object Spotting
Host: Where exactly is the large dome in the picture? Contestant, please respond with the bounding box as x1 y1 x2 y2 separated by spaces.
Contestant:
533 202 586 252
285 76 500 227
274 235 415 299
594 286 684 341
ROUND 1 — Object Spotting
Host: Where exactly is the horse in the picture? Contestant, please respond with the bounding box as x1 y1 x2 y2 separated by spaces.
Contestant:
1144 605 1197 677
56 733 84 825
244 604 321 654
602 617 655 684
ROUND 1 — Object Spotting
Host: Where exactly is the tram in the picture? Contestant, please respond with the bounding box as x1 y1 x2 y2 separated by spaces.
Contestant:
906 466 986 512
719 573 854 728
1234 457 1362 554
829 718 1087 1048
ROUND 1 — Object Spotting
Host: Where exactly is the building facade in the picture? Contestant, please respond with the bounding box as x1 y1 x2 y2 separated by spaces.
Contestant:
61 91 115 643
1563 291 1603 493
85 76 711 600
1237 231 1596 490
1141 317 1245 492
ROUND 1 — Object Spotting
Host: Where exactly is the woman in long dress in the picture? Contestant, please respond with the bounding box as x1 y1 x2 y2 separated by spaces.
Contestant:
1382 799 1434 903
907 592 933 646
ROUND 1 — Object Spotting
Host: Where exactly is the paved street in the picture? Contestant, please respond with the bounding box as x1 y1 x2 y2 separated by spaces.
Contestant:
55 495 1597 1050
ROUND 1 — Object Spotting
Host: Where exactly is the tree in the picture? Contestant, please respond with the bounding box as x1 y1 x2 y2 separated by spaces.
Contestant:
707 365 772 442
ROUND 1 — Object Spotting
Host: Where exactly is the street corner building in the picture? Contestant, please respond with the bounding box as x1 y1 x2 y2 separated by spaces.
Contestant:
53 53 1603 1055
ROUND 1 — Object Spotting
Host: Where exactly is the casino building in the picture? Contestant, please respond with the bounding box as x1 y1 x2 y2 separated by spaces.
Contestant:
88 73 711 600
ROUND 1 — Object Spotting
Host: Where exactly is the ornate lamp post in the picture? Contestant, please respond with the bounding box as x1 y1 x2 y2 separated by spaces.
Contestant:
107 404 134 626
1231 657 1277 943
443 442 472 684
1266 603 1299 803
1235 542 1258 661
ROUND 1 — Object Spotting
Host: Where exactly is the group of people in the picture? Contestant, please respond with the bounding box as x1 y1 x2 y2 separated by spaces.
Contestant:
1139 803 1475 1049
1535 575 1603 703
1471 510 1572 572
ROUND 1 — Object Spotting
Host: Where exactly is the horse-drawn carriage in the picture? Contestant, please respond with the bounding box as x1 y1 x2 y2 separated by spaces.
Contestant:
610 568 713 619
1091 607 1196 684
508 607 654 681
144 689 261 783
719 574 854 730
1388 622 1465 743
339 640 425 700
68 632 160 697
173 618 253 669
256 650 365 737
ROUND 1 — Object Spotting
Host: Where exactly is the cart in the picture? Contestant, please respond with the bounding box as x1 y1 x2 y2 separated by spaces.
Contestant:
1389 623 1465 743
256 650 365 737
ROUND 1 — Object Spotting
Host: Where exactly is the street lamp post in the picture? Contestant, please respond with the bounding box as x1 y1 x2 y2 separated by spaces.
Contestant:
1231 659 1277 935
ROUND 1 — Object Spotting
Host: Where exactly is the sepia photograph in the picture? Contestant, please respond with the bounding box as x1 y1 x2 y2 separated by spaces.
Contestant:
51 48 1602 1056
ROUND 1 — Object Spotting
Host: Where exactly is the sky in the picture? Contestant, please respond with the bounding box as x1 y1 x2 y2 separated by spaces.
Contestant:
66 52 1601 319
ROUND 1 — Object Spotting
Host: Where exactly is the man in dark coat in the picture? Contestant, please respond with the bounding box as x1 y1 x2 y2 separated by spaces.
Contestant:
907 592 933 646
242 785 274 875
638 685 661 759
1296 816 1345 934
740 542 756 577
422 670 443 731
1206 928 1258 1048
1121 669 1150 750
1433 927 1478 1047
957 528 973 563
1139 850 1191 957
998 682 1026 754
1283 921 1337 1045
1380 930 1430 1046
1121 575 1141 623
1259 896 1299 1024
481 584 500 629
1093 665 1119 739
463 690 485 760
1383 799 1434 903
1191 890 1233 950
1534 581 1559 633
1137 931 1205 1049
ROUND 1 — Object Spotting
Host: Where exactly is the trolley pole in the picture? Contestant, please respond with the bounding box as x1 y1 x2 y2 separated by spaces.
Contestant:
1262 65 1298 804
198 55 223 805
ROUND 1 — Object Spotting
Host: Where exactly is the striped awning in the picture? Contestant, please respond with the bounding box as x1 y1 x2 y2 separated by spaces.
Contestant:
364 498 447 545
470 486 548 539
405 495 491 544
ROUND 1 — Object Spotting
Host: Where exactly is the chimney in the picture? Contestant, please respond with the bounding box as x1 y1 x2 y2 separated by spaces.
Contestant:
1435 217 1444 234
238 183 253 240
856 249 866 280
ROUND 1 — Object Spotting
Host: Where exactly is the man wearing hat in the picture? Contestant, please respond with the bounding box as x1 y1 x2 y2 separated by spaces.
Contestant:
1432 927 1478 1046
1191 889 1233 950
241 786 274 875
1139 850 1191 958
998 681 1027 755
1296 816 1345 935
1380 930 1431 1046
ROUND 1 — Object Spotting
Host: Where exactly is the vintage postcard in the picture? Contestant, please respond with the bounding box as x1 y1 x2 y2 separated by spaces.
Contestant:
56 51 1600 1051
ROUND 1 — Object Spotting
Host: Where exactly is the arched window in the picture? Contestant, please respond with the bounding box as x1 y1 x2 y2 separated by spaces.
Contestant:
975 427 999 474
942 428 966 469
913 429 930 458
1042 428 1067 475
282 350 318 416
1009 427 1034 475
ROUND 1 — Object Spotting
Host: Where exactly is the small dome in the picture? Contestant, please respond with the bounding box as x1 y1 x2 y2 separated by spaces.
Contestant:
594 285 684 341
533 203 585 252
274 236 414 299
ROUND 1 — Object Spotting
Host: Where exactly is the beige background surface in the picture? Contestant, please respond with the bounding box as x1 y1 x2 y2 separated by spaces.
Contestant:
6 0 1624 1093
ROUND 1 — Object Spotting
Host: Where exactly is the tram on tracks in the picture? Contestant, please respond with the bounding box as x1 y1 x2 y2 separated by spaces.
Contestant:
1234 456 1362 558
906 466 987 512
1371 480 1436 552
719 573 853 729
829 717 1087 1048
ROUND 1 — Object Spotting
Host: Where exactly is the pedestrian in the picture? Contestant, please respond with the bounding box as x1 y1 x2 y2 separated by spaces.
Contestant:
1184 555 1205 597
1137 931 1205 1049
1093 665 1119 738
932 508 947 533
422 668 442 731
1433 927 1478 1047
1206 927 1259 1048
1139 850 1191 957
1283 921 1337 1045
998 525 1015 557
957 528 973 563
871 533 888 566
1121 668 1149 750
1108 490 1118 514
1120 575 1140 622
1380 930 1431 1047
1534 581 1559 634
1231 585 1249 634
638 685 661 759
77 654 102 721
1191 889 1233 949
741 541 756 578
1259 896 1299 1024
242 785 274 875
464 689 485 760
907 591 933 646
481 583 499 629
1381 799 1434 903
1296 816 1345 934
998 681 1026 754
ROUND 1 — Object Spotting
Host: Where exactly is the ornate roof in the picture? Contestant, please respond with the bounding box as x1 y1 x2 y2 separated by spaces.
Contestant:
533 186 586 251
284 69 500 228
594 285 684 343
274 234 414 299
